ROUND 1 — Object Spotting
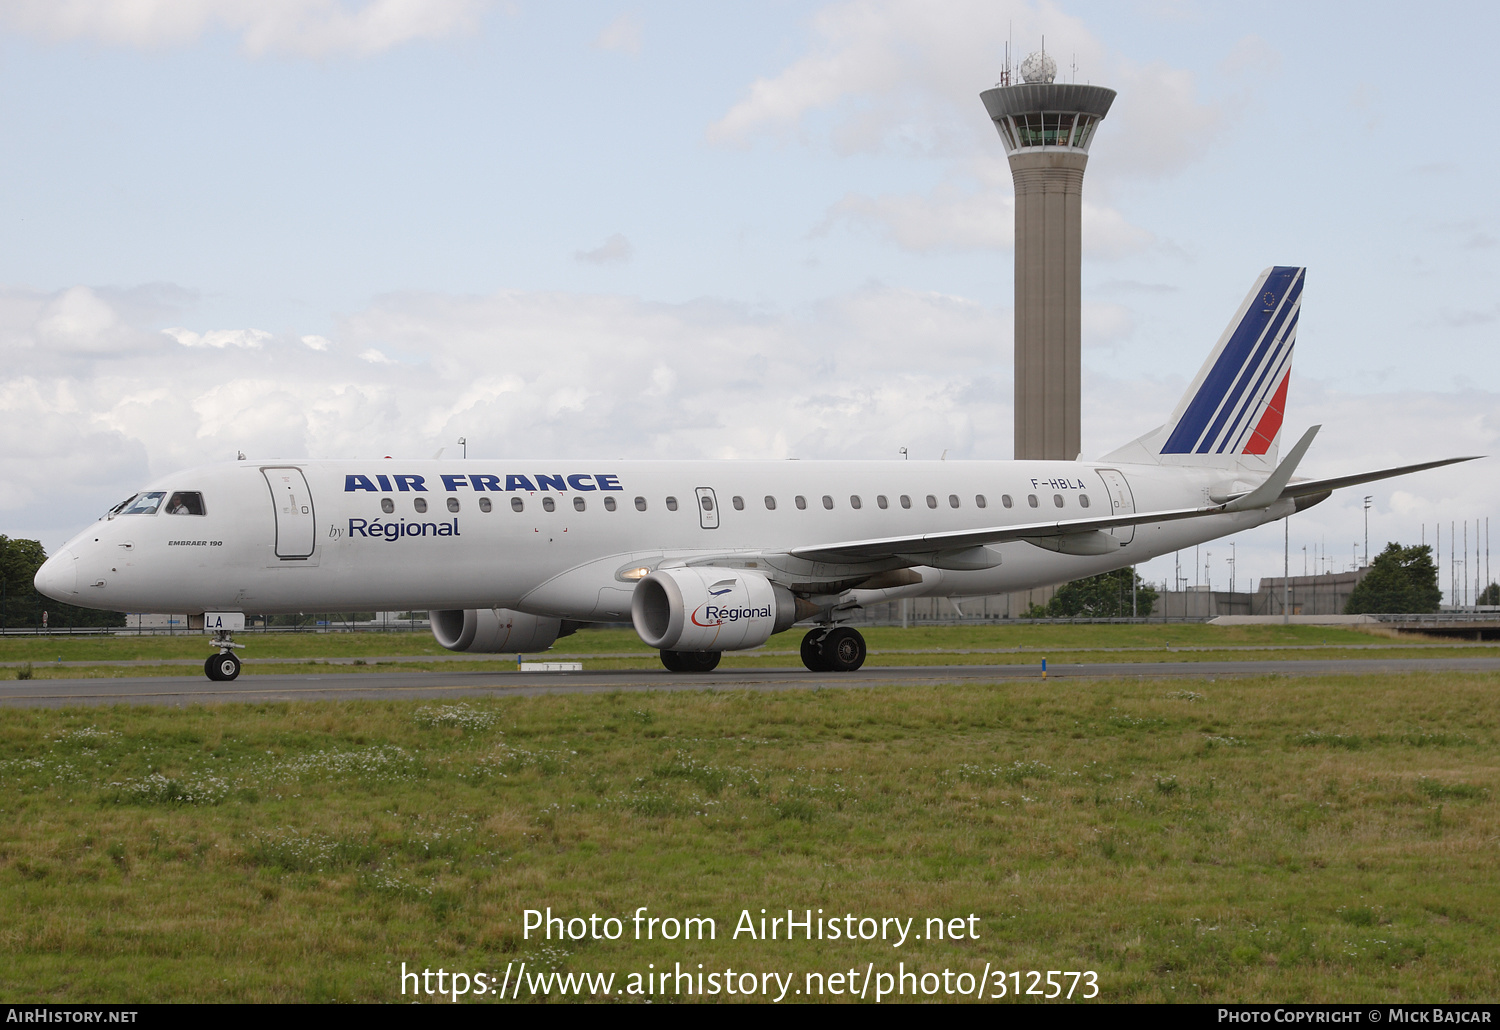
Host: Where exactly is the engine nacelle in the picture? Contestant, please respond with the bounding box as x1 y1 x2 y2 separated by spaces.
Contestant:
431 608 563 653
631 568 797 652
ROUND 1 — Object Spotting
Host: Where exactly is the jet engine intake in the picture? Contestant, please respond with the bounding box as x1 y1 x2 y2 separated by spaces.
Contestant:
431 608 563 653
631 568 798 651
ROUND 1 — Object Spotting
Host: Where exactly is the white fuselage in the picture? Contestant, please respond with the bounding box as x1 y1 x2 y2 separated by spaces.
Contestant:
40 458 1288 619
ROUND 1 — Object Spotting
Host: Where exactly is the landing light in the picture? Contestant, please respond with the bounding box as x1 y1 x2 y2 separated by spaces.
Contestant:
620 567 651 580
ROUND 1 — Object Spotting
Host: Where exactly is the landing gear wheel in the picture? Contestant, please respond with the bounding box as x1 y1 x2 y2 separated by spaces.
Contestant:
821 627 866 672
205 652 241 682
801 629 832 672
659 650 721 673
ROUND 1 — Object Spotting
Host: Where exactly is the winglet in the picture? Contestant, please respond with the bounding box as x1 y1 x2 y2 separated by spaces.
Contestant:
1223 424 1319 512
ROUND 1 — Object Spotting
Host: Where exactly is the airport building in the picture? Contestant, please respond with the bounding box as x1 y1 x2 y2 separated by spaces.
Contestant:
980 51 1114 461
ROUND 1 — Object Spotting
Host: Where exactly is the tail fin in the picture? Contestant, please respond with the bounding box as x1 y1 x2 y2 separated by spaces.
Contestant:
1100 266 1304 469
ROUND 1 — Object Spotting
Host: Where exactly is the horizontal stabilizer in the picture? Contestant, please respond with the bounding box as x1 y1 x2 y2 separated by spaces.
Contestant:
1223 425 1319 511
1279 455 1482 500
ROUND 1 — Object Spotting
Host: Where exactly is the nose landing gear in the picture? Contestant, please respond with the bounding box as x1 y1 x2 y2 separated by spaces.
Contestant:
800 626 866 672
204 631 243 681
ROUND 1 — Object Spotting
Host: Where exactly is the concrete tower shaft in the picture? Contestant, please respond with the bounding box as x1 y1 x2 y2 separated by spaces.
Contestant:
979 80 1115 460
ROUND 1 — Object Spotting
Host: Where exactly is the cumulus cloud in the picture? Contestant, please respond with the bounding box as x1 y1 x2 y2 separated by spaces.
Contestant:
707 0 1223 179
593 11 642 55
164 327 272 349
707 0 1215 259
0 0 489 57
816 170 1152 256
574 233 634 265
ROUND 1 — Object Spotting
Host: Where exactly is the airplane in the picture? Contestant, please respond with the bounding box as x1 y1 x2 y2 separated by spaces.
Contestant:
33 266 1473 681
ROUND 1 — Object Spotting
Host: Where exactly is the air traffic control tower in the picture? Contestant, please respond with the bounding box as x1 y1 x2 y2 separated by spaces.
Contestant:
980 52 1114 461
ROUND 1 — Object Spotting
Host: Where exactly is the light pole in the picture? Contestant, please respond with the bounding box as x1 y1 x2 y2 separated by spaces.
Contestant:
458 437 467 459
1363 495 1372 566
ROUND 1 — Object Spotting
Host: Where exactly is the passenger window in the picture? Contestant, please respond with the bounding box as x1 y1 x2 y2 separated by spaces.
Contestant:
795 496 807 510
1002 494 1013 508
1079 494 1090 509
542 497 556 512
666 497 678 511
764 495 777 510
604 496 617 511
948 494 960 508
850 495 862 509
700 495 714 511
574 496 586 511
926 495 938 509
1053 494 1065 507
447 497 460 513
877 495 888 509
976 495 987 508
1028 494 1039 508
511 497 525 512
479 497 492 513
123 492 166 515
414 497 428 514
635 496 647 511
732 496 744 511
900 495 911 509
166 491 206 515
822 495 834 510
381 498 394 514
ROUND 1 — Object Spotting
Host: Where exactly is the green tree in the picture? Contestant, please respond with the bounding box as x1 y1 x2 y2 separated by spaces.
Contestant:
0 535 126 629
1025 567 1158 618
1344 542 1441 614
1480 582 1500 606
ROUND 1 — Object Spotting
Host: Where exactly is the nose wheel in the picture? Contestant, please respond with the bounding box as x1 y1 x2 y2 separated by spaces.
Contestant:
205 652 241 681
800 627 866 672
204 630 243 681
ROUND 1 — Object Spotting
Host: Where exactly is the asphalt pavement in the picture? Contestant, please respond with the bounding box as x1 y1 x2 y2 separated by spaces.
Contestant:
3 656 1498 707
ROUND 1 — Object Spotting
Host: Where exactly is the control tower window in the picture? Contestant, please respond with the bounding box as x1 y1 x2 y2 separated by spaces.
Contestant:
998 119 1018 150
165 491 206 515
122 492 167 515
1071 116 1096 149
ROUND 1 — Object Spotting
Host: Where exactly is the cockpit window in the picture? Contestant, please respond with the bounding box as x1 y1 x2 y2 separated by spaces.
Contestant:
166 491 206 515
105 494 139 519
122 491 167 515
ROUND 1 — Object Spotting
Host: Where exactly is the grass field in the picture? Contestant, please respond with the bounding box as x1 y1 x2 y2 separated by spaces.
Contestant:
1 672 1496 1002
3 624 1496 680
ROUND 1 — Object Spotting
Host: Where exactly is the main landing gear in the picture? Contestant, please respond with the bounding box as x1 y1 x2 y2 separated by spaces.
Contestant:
800 626 866 672
204 630 243 682
659 650 722 673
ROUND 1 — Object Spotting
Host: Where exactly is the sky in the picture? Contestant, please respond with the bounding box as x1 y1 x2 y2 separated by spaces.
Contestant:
2 0 1498 601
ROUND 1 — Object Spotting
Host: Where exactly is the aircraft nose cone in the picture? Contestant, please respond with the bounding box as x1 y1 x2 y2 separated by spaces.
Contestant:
34 549 78 600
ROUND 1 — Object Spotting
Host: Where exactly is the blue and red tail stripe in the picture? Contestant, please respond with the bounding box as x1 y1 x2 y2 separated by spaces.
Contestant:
1161 266 1304 455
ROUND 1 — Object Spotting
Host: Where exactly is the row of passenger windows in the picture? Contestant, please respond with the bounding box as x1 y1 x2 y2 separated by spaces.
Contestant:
379 492 1091 514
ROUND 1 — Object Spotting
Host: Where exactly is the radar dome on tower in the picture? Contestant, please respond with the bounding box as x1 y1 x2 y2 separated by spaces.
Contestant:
1019 50 1056 83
